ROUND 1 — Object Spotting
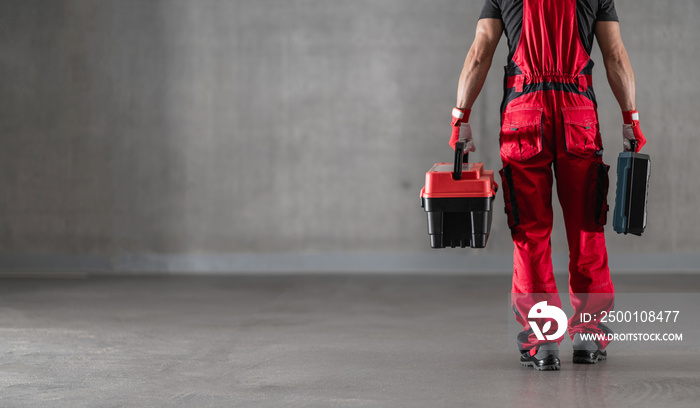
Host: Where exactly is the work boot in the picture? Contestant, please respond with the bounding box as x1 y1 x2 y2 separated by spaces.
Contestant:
520 343 560 371
572 333 607 364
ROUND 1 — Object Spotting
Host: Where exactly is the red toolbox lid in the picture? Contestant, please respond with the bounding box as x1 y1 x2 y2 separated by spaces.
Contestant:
421 162 498 199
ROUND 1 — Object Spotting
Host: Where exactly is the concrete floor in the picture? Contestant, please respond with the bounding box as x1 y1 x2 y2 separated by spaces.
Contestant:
0 274 698 407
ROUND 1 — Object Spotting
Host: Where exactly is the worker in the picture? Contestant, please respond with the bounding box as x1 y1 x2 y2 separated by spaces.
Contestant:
450 0 647 370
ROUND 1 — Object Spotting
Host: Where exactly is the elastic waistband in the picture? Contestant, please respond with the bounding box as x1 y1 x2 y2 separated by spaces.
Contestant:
506 74 592 93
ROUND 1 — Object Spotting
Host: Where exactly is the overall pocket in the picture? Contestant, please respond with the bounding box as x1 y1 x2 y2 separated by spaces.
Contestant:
595 162 611 225
499 164 520 229
500 107 543 161
562 106 601 158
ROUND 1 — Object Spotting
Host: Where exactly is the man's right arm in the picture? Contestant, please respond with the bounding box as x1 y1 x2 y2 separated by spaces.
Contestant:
596 21 647 152
596 21 635 111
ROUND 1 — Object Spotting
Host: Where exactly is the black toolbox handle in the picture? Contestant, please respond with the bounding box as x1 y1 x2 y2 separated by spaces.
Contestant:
630 139 638 153
453 142 469 180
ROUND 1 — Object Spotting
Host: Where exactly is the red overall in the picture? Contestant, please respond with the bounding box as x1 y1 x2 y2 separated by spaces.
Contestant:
501 0 614 352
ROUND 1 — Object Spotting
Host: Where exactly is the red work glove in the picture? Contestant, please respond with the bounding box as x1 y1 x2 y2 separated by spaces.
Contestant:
622 110 647 153
449 107 475 153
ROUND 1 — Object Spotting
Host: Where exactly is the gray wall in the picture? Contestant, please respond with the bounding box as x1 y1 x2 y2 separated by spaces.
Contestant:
2 0 699 262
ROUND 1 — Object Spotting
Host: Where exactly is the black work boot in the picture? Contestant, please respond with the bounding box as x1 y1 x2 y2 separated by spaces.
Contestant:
572 333 607 364
520 343 560 371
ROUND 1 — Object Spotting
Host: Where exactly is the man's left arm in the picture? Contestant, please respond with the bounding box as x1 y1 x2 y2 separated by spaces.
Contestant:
451 18 503 153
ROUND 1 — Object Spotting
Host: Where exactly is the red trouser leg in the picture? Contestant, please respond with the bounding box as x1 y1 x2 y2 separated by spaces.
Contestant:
555 121 614 349
500 100 563 352
507 150 564 351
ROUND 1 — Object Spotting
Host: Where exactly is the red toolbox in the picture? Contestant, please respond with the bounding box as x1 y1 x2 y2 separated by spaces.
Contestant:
420 142 498 248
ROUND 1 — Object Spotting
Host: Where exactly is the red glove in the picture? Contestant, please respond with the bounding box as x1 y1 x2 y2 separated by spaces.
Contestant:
622 110 647 153
449 107 474 153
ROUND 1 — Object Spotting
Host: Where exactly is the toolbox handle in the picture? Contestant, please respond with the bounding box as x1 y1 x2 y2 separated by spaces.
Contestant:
453 142 469 180
630 139 638 153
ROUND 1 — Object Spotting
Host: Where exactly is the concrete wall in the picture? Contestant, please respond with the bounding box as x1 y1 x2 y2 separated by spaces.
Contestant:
2 0 699 263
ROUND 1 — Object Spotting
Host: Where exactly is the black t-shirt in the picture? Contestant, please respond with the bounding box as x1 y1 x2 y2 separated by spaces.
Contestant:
479 0 618 59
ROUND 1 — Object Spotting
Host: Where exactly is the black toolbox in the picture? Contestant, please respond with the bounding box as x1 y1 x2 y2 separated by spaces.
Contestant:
613 140 651 236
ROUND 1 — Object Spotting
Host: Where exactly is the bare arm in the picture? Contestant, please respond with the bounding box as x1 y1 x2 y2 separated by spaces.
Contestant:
456 19 503 110
596 21 635 111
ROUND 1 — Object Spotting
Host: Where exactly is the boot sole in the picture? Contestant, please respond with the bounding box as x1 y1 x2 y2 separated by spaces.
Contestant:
572 351 607 364
520 360 561 371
